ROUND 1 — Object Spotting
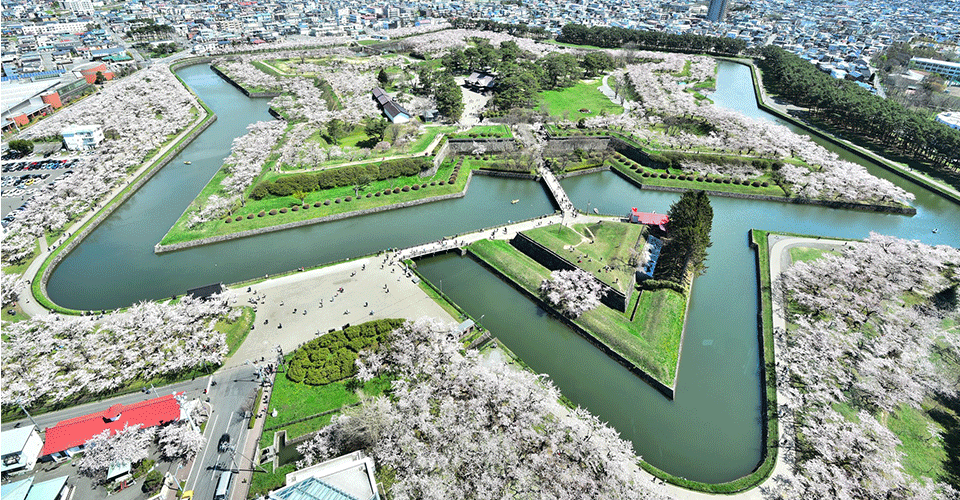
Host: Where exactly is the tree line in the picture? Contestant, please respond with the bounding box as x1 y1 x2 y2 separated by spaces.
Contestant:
448 17 551 39
757 45 960 183
440 39 614 112
557 24 746 56
249 157 432 200
656 190 713 284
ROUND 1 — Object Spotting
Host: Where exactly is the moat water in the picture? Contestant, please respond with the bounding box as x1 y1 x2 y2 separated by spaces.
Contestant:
46 60 960 483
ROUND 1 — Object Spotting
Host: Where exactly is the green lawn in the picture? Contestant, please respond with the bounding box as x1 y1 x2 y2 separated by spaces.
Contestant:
452 124 513 138
159 160 469 246
523 222 645 293
788 247 840 264
1 302 29 324
467 237 683 386
218 307 255 358
537 79 624 120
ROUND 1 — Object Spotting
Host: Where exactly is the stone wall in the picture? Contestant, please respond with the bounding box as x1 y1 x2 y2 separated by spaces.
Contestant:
467 252 675 399
155 171 476 253
610 168 918 215
432 139 450 169
209 64 281 98
41 111 219 308
542 135 610 155
447 138 516 154
509 233 629 312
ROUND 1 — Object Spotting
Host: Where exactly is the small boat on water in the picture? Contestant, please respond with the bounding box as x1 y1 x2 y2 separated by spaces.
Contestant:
932 228 939 233
183 161 192 164
511 199 519 204
593 207 599 214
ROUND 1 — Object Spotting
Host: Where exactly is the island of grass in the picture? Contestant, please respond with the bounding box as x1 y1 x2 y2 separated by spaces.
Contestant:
467 220 688 394
158 154 473 248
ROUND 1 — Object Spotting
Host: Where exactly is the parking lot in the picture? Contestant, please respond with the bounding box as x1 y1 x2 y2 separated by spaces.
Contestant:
1 157 84 224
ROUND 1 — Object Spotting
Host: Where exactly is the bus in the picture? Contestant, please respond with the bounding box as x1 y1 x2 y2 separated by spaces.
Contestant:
213 471 232 500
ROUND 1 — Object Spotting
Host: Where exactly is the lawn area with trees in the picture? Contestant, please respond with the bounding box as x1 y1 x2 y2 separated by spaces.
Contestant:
537 79 624 120
467 225 686 388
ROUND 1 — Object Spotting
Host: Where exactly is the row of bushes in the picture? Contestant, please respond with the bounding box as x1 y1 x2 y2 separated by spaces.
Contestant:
286 319 404 385
646 151 784 171
250 157 432 200
224 181 454 223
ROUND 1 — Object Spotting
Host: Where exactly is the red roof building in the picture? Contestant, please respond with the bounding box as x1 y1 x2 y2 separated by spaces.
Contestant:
629 208 669 230
41 393 182 457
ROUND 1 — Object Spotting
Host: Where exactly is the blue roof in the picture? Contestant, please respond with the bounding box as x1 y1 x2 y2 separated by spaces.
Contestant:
271 477 360 500
0 476 68 500
1 478 32 500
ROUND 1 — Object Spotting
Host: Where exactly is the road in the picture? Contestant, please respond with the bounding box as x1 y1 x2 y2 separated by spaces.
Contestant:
184 365 261 500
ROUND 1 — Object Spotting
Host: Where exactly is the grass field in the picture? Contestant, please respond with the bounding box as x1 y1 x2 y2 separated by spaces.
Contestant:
159 159 469 246
523 222 645 293
609 157 788 197
452 124 513 138
538 79 624 120
218 307 255 358
788 246 840 263
467 237 684 386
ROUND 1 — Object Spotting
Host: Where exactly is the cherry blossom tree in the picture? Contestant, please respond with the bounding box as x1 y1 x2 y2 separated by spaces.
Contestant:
2 273 25 305
771 234 960 499
540 268 604 318
158 422 206 464
78 424 155 482
299 318 668 500
2 296 230 408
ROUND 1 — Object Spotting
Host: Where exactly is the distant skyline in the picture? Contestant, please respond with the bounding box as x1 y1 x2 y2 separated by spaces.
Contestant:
707 0 730 22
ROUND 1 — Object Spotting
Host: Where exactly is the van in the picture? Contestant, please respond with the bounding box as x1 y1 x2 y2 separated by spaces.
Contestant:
213 471 232 500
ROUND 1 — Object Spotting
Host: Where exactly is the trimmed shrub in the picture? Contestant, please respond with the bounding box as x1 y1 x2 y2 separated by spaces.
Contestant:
438 180 446 185
314 202 322 207
659 173 668 179
258 211 266 217
303 204 309 209
247 214 255 219
324 200 331 205
235 216 243 221
723 179 732 184
752 181 761 187
761 181 769 187
668 174 677 179
269 209 278 215
430 182 436 186
393 188 401 194
412 184 419 190
224 218 232 223
402 186 410 192
345 196 352 202
280 207 288 213
697 176 705 182
421 183 428 188
285 319 405 385
292 205 299 211
366 193 372 198
335 198 341 203
374 191 381 197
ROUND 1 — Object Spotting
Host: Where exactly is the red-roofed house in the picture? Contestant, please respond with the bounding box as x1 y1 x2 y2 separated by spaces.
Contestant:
40 393 183 460
629 208 669 230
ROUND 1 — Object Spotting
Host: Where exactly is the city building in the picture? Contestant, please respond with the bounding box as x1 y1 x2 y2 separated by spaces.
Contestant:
936 111 960 130
911 57 960 81
61 124 104 150
1 426 44 477
706 0 729 23
0 475 70 500
40 393 182 461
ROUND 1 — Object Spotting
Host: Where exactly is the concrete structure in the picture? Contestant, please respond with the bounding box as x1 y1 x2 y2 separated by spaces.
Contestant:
272 452 379 500
61 124 103 150
1 426 43 477
706 0 729 22
0 476 69 500
911 57 960 81
936 111 960 130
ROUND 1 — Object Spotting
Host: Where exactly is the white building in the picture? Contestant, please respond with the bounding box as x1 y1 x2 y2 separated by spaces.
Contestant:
1 426 44 477
270 452 379 500
61 124 104 150
20 22 90 36
936 111 960 130
911 57 960 81
63 0 95 16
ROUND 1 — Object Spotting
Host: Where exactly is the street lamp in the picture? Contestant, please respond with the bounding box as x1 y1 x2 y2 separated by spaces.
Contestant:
16 399 39 429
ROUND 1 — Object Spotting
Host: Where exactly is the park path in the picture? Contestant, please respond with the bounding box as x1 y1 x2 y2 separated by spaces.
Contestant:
279 128 449 175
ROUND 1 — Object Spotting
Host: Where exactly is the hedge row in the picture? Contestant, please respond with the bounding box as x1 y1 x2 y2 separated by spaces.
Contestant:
618 160 769 187
250 157 432 200
286 319 405 385
647 151 784 171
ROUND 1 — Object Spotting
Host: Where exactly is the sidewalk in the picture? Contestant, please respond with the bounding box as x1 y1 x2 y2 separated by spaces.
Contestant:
231 373 274 500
